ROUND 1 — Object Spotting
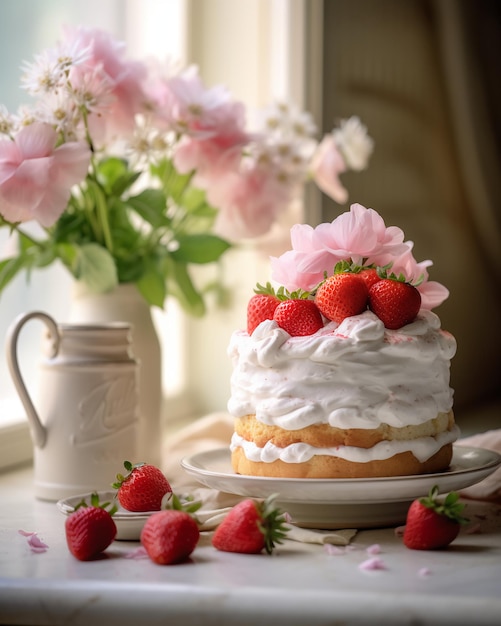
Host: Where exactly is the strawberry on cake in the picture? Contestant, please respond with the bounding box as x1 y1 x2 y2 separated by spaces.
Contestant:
228 203 459 479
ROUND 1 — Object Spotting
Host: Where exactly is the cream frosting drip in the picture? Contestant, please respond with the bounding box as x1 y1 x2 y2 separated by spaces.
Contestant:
230 426 461 464
227 310 457 432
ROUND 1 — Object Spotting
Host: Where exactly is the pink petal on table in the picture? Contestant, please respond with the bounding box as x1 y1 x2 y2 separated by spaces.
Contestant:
358 557 387 571
366 544 381 555
418 567 432 578
394 526 406 537
124 546 149 559
18 530 48 552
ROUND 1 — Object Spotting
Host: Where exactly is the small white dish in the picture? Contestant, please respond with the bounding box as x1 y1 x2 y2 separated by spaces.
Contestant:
181 445 501 529
56 491 155 541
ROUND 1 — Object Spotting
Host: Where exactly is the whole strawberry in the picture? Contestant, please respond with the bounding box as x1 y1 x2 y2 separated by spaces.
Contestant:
113 461 172 512
315 272 368 323
368 277 421 329
273 298 324 337
65 493 117 561
212 495 289 554
247 282 280 334
141 510 200 565
403 485 468 550
358 267 381 290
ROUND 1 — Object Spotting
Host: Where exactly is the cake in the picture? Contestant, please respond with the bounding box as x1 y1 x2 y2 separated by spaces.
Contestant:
227 203 459 479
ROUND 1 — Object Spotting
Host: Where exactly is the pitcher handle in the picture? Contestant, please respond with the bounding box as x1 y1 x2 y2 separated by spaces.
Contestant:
5 311 60 449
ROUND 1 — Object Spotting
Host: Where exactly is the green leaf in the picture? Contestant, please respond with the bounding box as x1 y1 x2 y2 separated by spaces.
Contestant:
0 255 29 291
74 243 118 292
171 234 231 264
126 189 170 229
151 158 193 204
165 258 206 317
136 267 167 308
96 157 141 196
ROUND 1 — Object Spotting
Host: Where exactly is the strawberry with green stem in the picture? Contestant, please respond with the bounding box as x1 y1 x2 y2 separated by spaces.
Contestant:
113 460 172 512
141 493 202 565
65 492 117 561
368 271 422 330
273 295 324 337
403 485 469 550
247 282 280 334
212 495 289 554
315 261 369 323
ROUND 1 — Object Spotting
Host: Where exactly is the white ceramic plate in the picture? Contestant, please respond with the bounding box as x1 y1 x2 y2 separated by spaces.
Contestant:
181 445 501 529
57 491 155 541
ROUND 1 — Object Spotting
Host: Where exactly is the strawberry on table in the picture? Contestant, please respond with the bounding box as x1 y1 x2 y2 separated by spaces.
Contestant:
112 461 172 512
141 510 200 565
403 485 468 550
273 297 324 337
315 271 369 323
368 276 421 330
65 492 117 561
212 495 289 555
247 282 280 334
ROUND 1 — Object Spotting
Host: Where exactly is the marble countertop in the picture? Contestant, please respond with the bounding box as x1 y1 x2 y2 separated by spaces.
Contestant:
1 465 501 626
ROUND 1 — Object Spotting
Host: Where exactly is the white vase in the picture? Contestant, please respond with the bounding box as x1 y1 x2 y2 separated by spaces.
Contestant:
68 283 162 467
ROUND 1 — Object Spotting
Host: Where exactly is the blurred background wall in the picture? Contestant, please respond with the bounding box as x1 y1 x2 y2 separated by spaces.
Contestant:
311 0 501 432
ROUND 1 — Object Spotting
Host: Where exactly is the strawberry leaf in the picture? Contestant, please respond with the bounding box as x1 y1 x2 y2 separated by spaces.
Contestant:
419 485 469 524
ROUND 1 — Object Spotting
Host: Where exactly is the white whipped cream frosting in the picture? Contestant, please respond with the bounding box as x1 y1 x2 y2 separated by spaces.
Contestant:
227 309 457 462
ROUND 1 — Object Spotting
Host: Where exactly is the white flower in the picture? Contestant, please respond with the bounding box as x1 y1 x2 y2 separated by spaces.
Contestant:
0 105 15 136
333 116 374 171
20 41 91 96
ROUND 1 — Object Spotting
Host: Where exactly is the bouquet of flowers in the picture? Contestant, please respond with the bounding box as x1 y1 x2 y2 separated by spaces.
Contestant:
0 26 373 316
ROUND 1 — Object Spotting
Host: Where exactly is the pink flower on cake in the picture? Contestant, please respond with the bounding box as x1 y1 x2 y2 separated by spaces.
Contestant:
390 245 449 309
270 203 449 309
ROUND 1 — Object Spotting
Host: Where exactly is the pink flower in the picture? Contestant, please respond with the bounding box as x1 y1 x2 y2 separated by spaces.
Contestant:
62 26 149 143
390 245 449 309
270 203 449 310
209 164 291 240
310 134 348 203
313 203 407 266
150 68 249 182
0 122 90 227
271 203 408 291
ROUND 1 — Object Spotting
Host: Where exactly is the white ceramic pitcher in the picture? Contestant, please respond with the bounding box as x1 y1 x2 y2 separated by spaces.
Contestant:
6 311 139 501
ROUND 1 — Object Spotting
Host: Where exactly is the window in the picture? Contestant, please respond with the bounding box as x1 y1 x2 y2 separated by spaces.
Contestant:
0 0 314 470
0 0 190 469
